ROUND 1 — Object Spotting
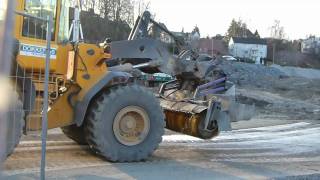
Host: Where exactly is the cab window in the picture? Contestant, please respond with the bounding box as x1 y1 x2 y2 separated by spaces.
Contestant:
0 0 8 43
0 1 7 21
22 0 57 40
58 0 69 43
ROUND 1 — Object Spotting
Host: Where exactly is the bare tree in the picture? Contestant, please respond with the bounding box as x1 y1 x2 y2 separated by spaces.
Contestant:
120 0 134 25
70 0 135 41
270 20 285 39
96 0 134 24
135 0 150 16
98 0 113 18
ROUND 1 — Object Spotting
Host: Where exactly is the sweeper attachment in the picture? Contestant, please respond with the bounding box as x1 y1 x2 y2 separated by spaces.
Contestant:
108 11 255 139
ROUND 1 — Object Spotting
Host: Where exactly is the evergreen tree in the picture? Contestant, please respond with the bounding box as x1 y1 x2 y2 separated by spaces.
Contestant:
254 30 260 38
192 26 200 36
225 18 253 42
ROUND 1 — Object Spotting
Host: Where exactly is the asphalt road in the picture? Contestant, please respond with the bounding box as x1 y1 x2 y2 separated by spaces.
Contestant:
2 119 320 180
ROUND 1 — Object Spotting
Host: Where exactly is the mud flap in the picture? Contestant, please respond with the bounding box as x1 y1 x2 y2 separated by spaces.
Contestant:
215 82 255 122
204 101 231 132
204 101 231 131
217 111 232 131
229 103 256 122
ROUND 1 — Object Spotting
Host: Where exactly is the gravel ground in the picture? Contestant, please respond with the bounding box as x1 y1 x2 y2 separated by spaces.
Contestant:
218 61 320 120
2 61 320 179
2 119 320 180
271 64 320 79
218 61 286 88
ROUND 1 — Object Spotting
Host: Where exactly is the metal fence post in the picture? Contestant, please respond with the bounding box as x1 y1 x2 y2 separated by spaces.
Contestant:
40 14 53 180
0 0 15 172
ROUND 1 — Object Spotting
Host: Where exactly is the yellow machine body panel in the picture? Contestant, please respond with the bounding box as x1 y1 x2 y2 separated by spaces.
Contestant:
23 43 112 130
16 41 67 73
28 43 111 130
25 44 111 130
14 0 72 74
73 44 110 97
13 0 113 131
27 84 80 130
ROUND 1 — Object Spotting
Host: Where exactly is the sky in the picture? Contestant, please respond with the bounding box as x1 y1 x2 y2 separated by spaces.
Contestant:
144 0 320 40
0 0 8 20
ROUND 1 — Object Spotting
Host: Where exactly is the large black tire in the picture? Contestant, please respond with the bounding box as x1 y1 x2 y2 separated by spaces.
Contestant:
85 85 165 162
61 125 87 145
4 92 25 159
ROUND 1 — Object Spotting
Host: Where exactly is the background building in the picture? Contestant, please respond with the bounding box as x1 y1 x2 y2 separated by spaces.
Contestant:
301 36 320 55
198 38 228 56
229 37 267 64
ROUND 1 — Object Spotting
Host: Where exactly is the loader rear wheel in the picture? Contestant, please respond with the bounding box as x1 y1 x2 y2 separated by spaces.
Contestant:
3 92 25 160
85 85 165 162
61 125 87 145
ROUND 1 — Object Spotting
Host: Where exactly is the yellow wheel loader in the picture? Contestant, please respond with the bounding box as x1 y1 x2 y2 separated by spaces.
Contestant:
5 0 254 162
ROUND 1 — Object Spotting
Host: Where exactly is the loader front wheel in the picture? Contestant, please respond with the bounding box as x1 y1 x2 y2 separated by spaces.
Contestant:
85 85 165 162
61 125 87 145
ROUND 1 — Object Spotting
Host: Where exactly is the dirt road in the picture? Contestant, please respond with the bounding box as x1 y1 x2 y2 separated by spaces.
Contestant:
3 119 320 180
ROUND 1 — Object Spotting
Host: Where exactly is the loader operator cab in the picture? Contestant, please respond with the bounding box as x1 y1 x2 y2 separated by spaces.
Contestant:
15 0 85 74
21 0 69 43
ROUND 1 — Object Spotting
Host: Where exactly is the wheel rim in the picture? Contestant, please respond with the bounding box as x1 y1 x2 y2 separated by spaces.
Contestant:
113 106 150 146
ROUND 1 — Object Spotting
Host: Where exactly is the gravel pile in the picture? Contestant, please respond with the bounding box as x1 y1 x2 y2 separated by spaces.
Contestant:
216 60 320 120
217 60 286 88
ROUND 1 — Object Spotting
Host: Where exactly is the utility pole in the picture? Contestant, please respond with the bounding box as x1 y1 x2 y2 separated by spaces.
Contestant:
0 0 15 172
212 38 214 57
273 42 276 64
